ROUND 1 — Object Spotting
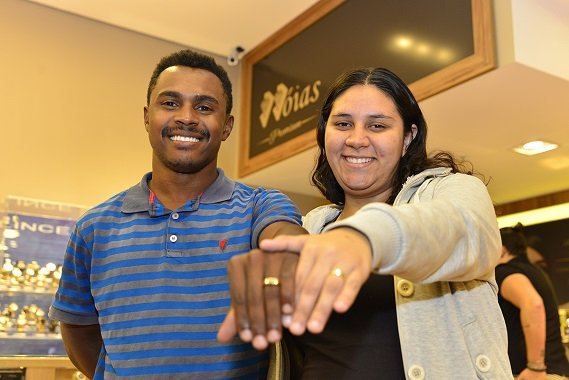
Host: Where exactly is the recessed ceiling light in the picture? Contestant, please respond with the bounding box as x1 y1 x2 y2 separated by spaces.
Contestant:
513 140 558 156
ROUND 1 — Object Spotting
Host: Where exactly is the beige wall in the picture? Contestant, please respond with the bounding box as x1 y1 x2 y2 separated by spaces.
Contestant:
0 0 240 208
0 0 325 215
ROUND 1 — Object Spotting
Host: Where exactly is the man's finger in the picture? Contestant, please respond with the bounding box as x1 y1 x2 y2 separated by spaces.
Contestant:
227 254 252 342
217 308 237 342
246 250 268 349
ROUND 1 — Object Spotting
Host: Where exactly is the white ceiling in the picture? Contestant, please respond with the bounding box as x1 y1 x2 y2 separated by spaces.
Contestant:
26 0 569 207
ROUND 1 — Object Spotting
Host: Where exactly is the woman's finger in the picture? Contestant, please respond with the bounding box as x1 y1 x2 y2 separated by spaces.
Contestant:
304 270 346 334
259 234 308 253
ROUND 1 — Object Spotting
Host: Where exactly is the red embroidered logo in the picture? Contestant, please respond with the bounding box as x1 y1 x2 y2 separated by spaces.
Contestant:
219 239 228 252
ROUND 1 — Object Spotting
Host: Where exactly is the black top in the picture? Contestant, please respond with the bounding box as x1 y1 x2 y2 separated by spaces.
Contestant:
285 273 405 379
495 255 569 376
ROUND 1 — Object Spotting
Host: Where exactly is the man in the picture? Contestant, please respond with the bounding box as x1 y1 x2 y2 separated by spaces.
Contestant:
49 49 304 379
496 223 569 379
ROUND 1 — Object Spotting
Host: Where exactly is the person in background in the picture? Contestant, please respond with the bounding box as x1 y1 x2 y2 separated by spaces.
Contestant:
48 49 304 380
497 223 569 379
219 67 513 379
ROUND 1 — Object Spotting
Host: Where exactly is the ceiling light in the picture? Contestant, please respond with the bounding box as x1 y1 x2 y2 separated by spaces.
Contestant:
513 140 558 156
395 36 413 49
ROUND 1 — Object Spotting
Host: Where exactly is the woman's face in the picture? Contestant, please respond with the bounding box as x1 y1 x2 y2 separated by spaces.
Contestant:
325 84 414 203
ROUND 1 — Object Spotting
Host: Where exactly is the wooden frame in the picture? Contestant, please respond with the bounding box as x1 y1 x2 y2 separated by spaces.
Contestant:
238 0 495 177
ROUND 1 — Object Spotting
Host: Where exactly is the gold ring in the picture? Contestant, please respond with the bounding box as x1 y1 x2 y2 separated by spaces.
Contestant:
263 276 280 286
330 267 344 280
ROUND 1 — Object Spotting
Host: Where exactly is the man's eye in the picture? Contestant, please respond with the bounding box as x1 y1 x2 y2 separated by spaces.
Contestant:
196 105 213 112
162 101 178 108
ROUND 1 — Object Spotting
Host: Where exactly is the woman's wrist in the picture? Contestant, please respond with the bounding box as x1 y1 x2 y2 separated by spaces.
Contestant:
526 360 547 372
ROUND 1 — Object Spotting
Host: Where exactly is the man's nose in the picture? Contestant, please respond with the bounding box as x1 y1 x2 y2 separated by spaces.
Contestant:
175 104 198 125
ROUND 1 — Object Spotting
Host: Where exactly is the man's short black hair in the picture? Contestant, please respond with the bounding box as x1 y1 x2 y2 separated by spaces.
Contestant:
147 49 233 114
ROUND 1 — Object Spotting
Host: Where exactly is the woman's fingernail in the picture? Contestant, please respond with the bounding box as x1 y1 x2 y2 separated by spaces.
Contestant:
307 319 321 333
290 322 305 335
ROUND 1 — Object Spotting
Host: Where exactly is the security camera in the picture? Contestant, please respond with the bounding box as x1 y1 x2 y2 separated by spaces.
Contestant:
227 46 245 66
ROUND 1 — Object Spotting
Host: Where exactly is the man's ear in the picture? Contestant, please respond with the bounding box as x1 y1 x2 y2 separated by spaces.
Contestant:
143 106 150 132
222 115 234 141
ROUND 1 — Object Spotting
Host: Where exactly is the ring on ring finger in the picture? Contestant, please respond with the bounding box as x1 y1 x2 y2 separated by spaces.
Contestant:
330 267 345 280
263 276 280 286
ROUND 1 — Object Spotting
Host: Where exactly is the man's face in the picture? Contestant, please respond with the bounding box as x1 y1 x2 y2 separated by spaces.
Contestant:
144 66 233 175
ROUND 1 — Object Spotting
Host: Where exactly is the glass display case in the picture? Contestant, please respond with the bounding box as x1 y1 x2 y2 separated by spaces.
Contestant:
0 196 88 380
0 255 64 355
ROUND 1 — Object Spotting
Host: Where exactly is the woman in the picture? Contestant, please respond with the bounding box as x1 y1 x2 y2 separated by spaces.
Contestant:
219 68 513 379
497 224 569 379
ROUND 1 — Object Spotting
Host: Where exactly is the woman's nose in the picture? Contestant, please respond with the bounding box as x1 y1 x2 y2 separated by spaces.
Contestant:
345 127 369 148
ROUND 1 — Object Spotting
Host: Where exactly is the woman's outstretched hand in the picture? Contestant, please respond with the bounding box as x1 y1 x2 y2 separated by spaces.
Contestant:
217 227 372 349
260 228 372 335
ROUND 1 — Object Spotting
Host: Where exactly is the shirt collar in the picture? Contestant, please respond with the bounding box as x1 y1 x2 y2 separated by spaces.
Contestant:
121 169 235 214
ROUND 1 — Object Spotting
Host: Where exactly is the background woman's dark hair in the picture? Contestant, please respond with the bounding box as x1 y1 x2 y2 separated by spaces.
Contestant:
312 67 473 205
500 223 528 257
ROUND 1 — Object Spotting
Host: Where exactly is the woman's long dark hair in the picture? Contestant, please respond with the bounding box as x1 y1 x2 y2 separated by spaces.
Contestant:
312 67 473 205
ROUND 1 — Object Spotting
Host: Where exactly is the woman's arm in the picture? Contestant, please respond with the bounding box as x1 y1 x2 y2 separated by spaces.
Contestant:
330 173 501 282
500 273 547 379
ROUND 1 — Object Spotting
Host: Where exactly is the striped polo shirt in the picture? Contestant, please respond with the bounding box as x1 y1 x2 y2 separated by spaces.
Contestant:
49 170 302 379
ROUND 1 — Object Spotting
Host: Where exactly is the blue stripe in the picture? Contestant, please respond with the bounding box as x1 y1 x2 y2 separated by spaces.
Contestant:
105 331 217 345
112 353 266 376
92 268 227 289
98 299 230 317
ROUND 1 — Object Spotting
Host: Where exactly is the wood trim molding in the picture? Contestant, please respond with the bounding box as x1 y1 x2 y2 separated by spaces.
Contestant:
494 189 569 216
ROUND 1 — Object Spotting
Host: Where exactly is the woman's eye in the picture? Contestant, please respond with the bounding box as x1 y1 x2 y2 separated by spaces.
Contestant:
370 124 386 131
336 121 351 129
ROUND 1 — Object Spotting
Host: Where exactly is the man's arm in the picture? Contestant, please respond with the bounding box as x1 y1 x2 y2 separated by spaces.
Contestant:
60 322 103 379
500 273 547 379
258 220 307 242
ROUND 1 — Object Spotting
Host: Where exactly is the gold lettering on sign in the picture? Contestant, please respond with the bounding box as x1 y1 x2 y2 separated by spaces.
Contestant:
258 115 317 146
259 80 321 129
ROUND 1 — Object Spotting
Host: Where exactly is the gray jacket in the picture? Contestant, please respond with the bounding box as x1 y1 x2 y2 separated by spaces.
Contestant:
303 168 513 380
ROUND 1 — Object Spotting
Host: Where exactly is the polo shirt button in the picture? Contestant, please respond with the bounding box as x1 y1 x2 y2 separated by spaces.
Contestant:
171 212 179 220
408 365 425 380
475 354 491 372
169 235 178 243
396 279 415 297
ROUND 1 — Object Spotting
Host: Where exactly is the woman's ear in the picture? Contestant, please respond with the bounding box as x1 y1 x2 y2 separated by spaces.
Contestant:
402 124 418 155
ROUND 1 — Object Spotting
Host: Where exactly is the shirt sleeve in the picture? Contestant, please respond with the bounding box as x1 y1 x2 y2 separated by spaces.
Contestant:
251 189 302 248
49 221 99 325
326 173 501 283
